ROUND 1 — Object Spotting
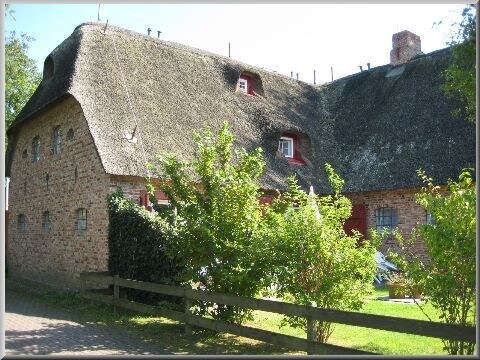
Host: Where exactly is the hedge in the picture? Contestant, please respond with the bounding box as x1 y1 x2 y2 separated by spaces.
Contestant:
107 189 185 305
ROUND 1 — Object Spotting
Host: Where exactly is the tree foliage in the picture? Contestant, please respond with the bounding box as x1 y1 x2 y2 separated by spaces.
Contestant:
147 122 267 323
107 188 185 305
5 4 42 146
443 5 476 123
389 169 476 355
261 165 379 343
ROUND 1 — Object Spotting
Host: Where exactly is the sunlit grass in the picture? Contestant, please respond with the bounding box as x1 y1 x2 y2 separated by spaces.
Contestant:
13 285 456 355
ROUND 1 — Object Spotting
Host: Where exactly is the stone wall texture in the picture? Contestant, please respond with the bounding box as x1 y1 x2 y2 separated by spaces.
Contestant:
346 187 447 262
7 96 111 288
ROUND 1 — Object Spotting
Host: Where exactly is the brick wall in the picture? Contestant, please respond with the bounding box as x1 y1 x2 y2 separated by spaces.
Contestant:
109 174 150 204
7 96 111 288
346 187 447 262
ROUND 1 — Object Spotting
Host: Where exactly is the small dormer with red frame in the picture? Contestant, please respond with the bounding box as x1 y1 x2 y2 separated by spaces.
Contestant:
278 132 307 165
236 72 262 96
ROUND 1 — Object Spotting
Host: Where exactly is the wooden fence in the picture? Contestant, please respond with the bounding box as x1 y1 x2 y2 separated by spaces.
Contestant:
79 272 476 355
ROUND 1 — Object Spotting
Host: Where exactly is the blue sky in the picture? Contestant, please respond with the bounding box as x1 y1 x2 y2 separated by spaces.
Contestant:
5 3 468 84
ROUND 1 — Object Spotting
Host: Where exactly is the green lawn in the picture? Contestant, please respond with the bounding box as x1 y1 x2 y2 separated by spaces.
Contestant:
14 284 454 355
247 287 445 355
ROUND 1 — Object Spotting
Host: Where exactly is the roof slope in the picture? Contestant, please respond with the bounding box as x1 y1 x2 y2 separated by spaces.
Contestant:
321 49 476 192
7 23 475 193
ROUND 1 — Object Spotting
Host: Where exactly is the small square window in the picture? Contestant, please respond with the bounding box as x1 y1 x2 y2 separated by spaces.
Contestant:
238 78 248 93
375 207 398 233
76 208 87 231
279 137 294 158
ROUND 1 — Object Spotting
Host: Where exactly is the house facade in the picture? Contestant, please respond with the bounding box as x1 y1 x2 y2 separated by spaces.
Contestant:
6 23 475 288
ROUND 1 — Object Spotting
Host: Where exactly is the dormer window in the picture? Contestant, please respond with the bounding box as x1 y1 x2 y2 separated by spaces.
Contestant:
278 133 306 165
237 72 261 96
279 137 294 158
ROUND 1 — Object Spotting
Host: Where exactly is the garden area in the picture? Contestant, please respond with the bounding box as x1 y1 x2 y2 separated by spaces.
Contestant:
18 282 451 355
104 123 476 355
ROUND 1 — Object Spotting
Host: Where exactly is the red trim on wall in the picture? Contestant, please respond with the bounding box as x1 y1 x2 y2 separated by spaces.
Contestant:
139 189 169 212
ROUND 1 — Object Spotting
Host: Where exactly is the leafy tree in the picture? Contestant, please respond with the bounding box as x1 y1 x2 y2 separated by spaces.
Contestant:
147 122 267 323
261 165 379 343
443 5 476 123
389 169 476 355
5 4 42 146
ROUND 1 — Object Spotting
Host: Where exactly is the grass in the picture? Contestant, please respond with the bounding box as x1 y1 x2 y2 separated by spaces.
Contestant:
246 287 446 355
9 283 455 355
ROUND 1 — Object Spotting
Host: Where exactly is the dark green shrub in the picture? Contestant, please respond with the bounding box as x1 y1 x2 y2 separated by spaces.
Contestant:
107 189 185 306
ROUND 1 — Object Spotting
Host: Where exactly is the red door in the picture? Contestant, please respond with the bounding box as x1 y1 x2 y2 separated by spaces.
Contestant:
344 204 367 243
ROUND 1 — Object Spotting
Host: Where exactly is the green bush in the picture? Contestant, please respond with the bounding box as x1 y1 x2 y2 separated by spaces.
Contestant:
107 189 185 305
146 122 267 324
389 169 476 355
261 166 379 343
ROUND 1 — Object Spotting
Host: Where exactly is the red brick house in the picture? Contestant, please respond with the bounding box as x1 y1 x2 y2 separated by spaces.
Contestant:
6 23 475 288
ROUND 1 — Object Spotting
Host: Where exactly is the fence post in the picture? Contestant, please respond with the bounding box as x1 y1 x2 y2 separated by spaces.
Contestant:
113 274 119 315
306 302 315 355
184 288 192 336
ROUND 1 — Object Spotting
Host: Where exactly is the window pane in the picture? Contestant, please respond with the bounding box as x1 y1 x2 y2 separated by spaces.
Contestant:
279 137 293 157
77 209 87 230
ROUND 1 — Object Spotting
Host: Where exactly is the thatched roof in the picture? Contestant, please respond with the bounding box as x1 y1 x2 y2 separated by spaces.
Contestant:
6 22 475 193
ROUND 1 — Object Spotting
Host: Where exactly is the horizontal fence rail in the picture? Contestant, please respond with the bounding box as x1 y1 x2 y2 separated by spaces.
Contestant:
80 272 476 355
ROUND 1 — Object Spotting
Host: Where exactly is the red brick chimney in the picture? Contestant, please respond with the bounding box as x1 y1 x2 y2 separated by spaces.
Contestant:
390 30 423 66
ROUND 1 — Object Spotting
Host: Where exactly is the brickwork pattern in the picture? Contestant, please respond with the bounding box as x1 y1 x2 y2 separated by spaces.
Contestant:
7 96 111 288
5 289 170 355
346 187 447 262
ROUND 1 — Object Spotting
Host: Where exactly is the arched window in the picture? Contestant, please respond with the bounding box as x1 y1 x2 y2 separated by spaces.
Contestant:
32 136 40 163
67 128 75 141
76 208 87 231
42 211 52 232
17 214 27 231
52 126 61 155
375 207 398 233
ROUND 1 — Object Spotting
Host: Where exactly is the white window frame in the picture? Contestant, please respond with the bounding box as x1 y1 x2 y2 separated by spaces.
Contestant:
279 136 294 158
238 78 248 93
